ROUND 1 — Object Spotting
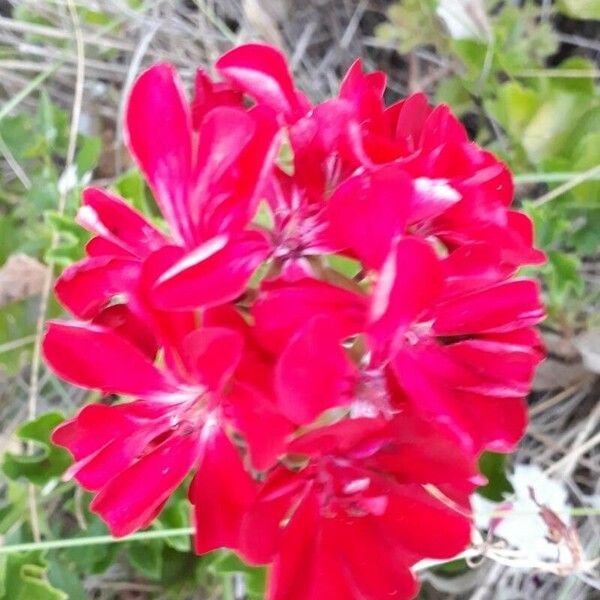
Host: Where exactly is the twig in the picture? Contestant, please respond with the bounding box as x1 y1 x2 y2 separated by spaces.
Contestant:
531 164 600 207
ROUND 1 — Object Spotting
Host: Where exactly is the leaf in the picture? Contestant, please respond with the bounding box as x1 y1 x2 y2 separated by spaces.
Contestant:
326 254 361 279
2 412 72 486
477 452 513 501
113 168 154 217
63 516 120 575
0 482 27 535
522 91 588 164
544 250 585 308
74 136 101 182
558 0 600 19
570 131 600 204
0 551 67 600
209 551 267 599
153 490 192 552
485 81 540 141
46 560 86 600
44 211 88 267
128 540 163 579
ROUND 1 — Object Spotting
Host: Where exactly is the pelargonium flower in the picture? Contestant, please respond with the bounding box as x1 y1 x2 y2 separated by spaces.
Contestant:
255 236 545 454
44 253 291 546
42 42 547 600
217 45 545 272
56 63 279 322
239 415 478 600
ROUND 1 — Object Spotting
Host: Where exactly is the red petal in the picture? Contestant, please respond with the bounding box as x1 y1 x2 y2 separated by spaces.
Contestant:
392 92 432 154
338 59 386 126
152 232 270 310
368 237 442 353
326 166 414 269
91 429 202 536
268 489 320 600
216 43 305 121
43 321 175 397
125 64 193 244
367 414 479 489
192 68 243 128
180 327 243 390
332 515 419 600
92 304 158 360
79 187 166 257
433 279 545 335
228 382 293 471
240 467 303 565
190 426 258 554
253 277 367 353
54 257 140 319
382 484 471 558
275 316 358 424
420 105 469 150
198 106 280 239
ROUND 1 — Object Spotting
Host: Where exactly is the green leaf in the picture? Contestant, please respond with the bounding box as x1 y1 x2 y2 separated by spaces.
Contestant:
477 452 513 501
544 250 585 308
46 560 86 600
44 211 88 267
326 254 361 279
63 517 120 575
154 490 192 552
128 540 163 579
74 136 101 181
0 551 67 600
0 482 28 535
570 131 600 204
35 92 57 149
253 200 274 231
209 551 267 599
522 91 588 164
2 412 72 486
485 81 540 141
558 0 600 19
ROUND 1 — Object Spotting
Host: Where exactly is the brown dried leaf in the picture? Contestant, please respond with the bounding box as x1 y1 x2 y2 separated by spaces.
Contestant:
0 254 47 308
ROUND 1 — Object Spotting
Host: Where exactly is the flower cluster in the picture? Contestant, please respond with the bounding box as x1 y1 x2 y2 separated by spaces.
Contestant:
43 44 545 600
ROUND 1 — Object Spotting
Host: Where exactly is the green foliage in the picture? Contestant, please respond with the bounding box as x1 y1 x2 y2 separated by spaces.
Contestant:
477 452 513 501
209 551 267 600
2 413 71 486
0 551 67 600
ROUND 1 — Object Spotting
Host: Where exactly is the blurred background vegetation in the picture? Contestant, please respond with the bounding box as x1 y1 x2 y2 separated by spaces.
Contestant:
0 1 599 598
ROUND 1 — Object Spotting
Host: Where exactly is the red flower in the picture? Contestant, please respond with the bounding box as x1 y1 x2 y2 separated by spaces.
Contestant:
56 63 279 320
239 415 477 600
42 43 547 600
257 237 544 454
